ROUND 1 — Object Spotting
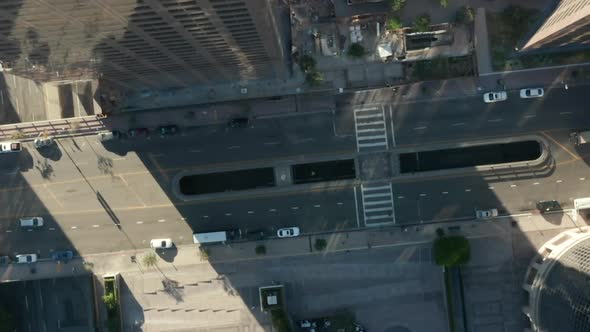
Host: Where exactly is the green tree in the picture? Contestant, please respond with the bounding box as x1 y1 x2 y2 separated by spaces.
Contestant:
314 238 327 251
0 305 15 332
455 6 475 24
298 55 316 73
142 252 157 267
413 13 431 32
305 70 323 86
440 0 449 8
386 17 403 30
255 245 267 255
433 235 471 267
102 293 118 311
347 43 366 58
389 0 406 11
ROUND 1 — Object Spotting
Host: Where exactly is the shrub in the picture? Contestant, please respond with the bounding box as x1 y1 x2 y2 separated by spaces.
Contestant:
433 235 471 267
455 6 475 24
199 247 210 260
314 238 327 251
142 252 157 267
436 228 445 238
347 43 366 58
102 293 118 311
255 245 267 255
299 55 316 73
440 0 449 8
389 0 406 11
386 17 403 30
413 13 431 32
10 130 26 140
305 70 323 86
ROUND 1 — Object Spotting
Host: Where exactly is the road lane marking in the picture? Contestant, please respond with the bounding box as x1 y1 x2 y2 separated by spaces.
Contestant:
228 146 240 149
314 205 321 208
559 111 573 115
397 196 404 199
5 230 11 233
151 153 163 157
158 219 166 222
389 105 396 147
510 184 517 188
44 185 64 209
49 228 55 231
442 192 448 194
337 202 343 205
247 211 254 214
580 178 586 181
202 215 209 218
291 206 299 210
419 193 427 197
413 126 427 130
541 131 580 160
489 186 494 189
71 226 77 229
295 138 315 143
533 182 540 185
225 213 232 216
451 122 465 126
119 175 147 207
354 187 360 228
487 118 503 122
190 149 201 153
92 225 99 228
556 180 563 183
269 209 277 212
147 153 170 182
27 229 32 232
76 162 88 165
523 115 536 118
465 189 471 192
264 142 280 145
136 221 143 224
113 157 126 161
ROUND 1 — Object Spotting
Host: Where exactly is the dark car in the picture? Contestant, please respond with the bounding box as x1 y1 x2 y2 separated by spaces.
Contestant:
52 250 74 262
128 127 150 138
228 117 250 128
536 200 561 213
158 125 178 136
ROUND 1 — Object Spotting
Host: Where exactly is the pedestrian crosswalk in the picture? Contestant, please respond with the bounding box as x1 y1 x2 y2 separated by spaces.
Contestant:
353 106 388 152
360 183 395 226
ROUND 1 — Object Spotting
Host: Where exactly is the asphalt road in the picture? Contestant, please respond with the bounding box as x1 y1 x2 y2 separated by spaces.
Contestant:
2 84 590 258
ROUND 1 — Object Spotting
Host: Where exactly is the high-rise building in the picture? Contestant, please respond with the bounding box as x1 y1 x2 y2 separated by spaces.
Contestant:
0 0 288 91
521 0 590 52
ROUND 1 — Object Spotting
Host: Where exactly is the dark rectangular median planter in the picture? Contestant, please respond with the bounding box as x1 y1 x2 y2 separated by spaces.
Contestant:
292 159 356 184
179 168 276 195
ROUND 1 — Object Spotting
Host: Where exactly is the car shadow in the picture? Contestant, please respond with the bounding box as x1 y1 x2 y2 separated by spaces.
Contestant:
155 246 178 263
36 145 62 161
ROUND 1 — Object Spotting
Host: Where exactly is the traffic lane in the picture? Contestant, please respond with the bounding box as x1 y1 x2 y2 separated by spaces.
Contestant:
177 188 358 235
392 160 590 223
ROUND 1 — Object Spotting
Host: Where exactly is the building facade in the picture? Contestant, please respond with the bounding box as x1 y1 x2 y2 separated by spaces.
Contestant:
0 0 287 91
521 0 590 52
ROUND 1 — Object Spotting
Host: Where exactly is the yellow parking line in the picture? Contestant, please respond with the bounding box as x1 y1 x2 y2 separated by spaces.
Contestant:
541 131 580 161
118 175 147 207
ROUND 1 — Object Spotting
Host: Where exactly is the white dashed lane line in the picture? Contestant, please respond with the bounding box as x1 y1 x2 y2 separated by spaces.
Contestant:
487 118 503 122
92 225 100 228
136 221 143 224
158 219 166 223
314 205 321 208
451 123 465 126
556 180 563 183
414 126 427 130
264 142 281 145
560 112 573 115
228 146 240 149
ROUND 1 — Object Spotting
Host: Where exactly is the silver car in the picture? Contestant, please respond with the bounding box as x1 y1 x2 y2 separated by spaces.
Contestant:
483 91 507 103
520 88 544 98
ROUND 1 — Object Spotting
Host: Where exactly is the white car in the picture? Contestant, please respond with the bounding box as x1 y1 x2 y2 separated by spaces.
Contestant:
0 141 21 153
16 254 37 264
33 136 54 149
520 87 544 99
19 216 44 228
483 91 507 103
475 208 499 219
277 227 300 238
150 238 173 249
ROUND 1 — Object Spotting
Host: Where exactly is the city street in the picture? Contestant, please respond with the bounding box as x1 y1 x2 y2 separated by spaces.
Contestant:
0 84 590 258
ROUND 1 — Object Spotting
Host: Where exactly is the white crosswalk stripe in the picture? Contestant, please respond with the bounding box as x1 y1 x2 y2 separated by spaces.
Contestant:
361 183 395 226
354 107 388 152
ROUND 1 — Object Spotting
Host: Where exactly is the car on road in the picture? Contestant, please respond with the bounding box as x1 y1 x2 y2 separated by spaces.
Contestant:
158 125 178 136
475 208 498 219
128 127 150 138
16 254 37 264
228 117 250 128
536 200 561 213
33 136 54 149
520 87 544 99
52 250 73 262
483 91 507 103
0 141 22 153
150 238 173 249
19 216 44 228
277 227 300 238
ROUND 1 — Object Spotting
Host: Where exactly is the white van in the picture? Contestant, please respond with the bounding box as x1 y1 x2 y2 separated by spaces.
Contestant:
572 131 590 146
19 217 44 228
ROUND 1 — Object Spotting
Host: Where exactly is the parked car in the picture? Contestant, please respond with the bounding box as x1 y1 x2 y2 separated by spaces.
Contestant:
536 200 561 213
0 141 21 153
52 250 74 262
97 131 115 142
475 208 498 219
277 227 300 238
158 125 178 136
520 87 544 99
228 117 250 128
16 254 37 264
19 216 44 228
128 127 149 138
0 256 11 265
483 91 507 103
150 238 173 249
34 136 54 149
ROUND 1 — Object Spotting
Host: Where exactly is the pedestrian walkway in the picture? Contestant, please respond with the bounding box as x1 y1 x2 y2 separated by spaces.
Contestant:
360 182 395 227
353 106 388 153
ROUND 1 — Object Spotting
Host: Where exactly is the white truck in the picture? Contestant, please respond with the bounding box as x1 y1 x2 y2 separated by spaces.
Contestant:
0 141 21 153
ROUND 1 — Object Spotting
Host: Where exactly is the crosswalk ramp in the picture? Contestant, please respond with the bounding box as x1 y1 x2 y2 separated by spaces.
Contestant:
353 107 388 152
360 183 395 226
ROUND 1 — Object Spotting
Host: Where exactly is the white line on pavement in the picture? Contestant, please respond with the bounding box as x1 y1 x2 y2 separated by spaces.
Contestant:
151 153 163 157
269 209 277 212
354 187 360 228
264 142 280 145
113 157 126 161
533 182 540 185
248 211 254 214
71 226 77 229
337 202 343 205
49 228 55 231
190 149 201 153
559 112 573 115
291 207 299 210
5 230 11 233
203 215 209 218
580 177 586 181
136 221 143 224
510 184 517 187
556 180 563 183
489 186 495 189
442 192 448 194
27 229 32 232
523 114 536 118
419 193 427 197
158 219 166 222
225 213 232 216
92 225 99 228
488 118 503 122
228 146 240 149
389 105 396 147
465 189 471 192
451 122 465 126
413 126 427 130
314 204 321 208
397 196 404 199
